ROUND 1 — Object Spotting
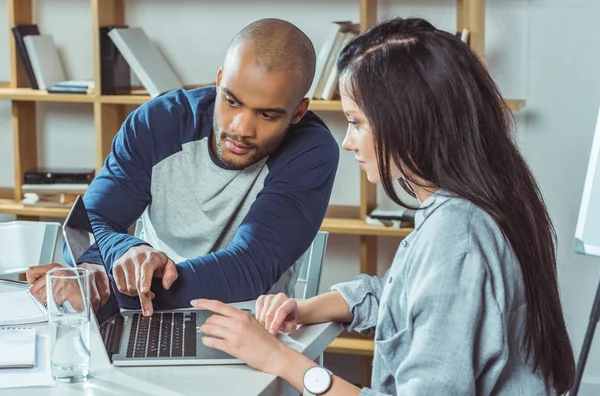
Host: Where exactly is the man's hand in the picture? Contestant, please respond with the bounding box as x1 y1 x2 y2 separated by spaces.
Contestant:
112 244 178 316
26 262 112 311
26 263 62 304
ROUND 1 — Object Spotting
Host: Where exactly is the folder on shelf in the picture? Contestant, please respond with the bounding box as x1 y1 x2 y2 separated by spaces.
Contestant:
11 24 40 89
108 27 182 98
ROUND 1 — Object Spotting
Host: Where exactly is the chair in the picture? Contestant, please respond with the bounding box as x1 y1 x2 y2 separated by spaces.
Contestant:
0 220 61 277
134 219 329 299
296 231 329 299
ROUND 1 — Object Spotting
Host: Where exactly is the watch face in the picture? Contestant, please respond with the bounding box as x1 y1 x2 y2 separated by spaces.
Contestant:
303 366 332 394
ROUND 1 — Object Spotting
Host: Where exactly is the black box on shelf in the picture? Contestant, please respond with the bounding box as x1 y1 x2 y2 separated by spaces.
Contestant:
100 25 132 95
24 168 95 185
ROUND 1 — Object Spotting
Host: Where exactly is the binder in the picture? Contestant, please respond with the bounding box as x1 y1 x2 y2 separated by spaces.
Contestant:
11 24 40 89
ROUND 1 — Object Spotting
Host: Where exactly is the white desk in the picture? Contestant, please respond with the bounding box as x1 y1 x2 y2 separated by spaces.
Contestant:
0 281 342 396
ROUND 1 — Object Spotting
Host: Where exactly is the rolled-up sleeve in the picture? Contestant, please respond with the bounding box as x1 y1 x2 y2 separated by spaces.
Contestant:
330 270 389 335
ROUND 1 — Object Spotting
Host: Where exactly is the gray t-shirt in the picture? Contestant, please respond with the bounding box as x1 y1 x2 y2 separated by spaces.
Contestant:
332 190 551 395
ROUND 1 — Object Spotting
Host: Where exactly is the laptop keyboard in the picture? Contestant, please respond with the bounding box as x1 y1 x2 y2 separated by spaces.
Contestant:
126 312 197 359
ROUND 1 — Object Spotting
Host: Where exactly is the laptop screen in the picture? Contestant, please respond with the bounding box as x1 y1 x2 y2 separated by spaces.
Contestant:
62 195 120 326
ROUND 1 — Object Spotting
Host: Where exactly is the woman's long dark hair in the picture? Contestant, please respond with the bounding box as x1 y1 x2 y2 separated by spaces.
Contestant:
337 17 575 394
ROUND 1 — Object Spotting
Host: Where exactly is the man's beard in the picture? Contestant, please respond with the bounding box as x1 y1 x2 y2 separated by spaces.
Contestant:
212 113 287 170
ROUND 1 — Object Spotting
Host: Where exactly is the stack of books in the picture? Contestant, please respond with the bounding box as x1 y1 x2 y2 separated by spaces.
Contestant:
11 24 93 93
307 21 359 102
21 168 94 208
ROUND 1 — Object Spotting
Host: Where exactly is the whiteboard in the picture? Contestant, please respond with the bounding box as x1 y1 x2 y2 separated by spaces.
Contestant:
574 104 600 257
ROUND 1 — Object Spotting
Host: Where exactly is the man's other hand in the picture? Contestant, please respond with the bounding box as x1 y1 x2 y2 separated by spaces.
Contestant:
112 245 178 316
26 262 112 311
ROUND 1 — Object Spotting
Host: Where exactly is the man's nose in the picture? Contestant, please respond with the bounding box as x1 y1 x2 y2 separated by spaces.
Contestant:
230 111 256 139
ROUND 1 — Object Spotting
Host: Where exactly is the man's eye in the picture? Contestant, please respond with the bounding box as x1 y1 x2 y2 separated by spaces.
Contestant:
260 112 276 120
225 98 238 107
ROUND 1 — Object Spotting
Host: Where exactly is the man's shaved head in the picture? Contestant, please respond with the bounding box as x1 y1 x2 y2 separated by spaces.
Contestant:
212 19 316 170
226 18 316 98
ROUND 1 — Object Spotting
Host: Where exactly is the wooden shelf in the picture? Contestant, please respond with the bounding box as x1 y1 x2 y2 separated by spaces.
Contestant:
0 199 414 238
98 94 149 105
0 88 526 113
0 88 96 103
0 199 71 217
321 217 412 238
506 99 525 111
309 100 343 111
326 336 374 356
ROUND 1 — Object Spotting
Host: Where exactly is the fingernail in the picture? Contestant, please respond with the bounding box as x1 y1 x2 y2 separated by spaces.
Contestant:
190 300 196 305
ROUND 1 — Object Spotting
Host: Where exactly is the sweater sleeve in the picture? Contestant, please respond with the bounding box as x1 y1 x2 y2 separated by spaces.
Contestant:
83 98 180 273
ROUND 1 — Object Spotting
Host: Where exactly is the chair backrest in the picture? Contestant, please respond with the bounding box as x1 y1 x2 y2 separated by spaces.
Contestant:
134 218 329 299
296 231 329 299
0 220 61 277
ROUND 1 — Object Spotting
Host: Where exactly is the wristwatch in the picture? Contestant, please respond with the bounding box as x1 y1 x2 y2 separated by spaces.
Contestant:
303 366 333 395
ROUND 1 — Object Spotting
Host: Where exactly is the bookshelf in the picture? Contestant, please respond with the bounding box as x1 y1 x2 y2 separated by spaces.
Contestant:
2 0 523 387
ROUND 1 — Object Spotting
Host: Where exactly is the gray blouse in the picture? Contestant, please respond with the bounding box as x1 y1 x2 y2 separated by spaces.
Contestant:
331 190 551 395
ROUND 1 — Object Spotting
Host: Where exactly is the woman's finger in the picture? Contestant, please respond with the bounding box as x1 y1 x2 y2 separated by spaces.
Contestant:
255 295 266 320
201 332 232 356
265 293 287 331
200 323 235 342
205 313 232 329
268 299 295 335
259 294 275 327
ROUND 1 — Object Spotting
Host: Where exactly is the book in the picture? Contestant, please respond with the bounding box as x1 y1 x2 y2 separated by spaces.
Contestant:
11 24 40 89
367 207 415 228
23 34 67 91
0 327 36 368
108 27 182 98
320 31 357 100
312 21 356 100
307 21 350 100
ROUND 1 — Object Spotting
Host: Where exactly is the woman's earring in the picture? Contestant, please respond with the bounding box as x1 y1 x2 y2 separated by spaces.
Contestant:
398 176 417 199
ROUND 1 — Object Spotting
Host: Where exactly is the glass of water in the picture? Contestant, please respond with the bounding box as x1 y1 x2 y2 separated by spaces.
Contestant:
46 266 91 383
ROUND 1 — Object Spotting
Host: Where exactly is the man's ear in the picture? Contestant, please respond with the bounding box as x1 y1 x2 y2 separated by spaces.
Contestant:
291 97 310 124
216 67 223 87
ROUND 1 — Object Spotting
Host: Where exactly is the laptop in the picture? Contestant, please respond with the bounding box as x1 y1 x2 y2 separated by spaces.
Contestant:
62 195 245 367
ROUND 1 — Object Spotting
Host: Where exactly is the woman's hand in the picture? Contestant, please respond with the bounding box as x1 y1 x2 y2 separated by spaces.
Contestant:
256 293 300 335
191 299 288 375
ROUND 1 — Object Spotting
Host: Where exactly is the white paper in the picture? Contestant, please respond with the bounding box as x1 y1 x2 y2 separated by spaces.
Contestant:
0 327 36 368
0 334 54 388
0 290 47 325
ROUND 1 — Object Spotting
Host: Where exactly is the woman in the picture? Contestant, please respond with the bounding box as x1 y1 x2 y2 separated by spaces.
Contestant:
191 17 575 395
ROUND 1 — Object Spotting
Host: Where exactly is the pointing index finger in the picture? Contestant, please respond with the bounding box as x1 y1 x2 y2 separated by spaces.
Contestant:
191 299 244 318
139 256 158 316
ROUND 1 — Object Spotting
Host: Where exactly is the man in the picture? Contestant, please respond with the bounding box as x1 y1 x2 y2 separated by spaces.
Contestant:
27 18 339 317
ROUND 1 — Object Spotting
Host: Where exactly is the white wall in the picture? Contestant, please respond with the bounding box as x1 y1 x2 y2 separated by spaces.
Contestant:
1 0 600 391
